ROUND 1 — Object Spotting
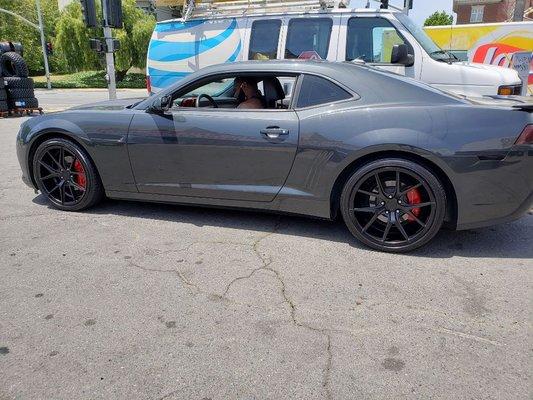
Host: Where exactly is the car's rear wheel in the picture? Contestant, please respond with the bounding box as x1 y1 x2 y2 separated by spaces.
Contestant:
340 158 446 253
33 138 104 211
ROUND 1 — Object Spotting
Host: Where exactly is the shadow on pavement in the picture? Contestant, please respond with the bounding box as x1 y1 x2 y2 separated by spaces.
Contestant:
33 194 533 260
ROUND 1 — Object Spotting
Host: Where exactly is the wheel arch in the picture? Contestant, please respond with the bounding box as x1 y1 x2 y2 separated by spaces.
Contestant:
27 130 99 189
330 150 458 229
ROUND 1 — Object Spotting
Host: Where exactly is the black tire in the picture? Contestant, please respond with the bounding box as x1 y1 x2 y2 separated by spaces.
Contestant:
32 138 104 211
7 87 34 99
0 100 7 111
9 97 38 109
340 158 446 253
4 77 34 89
0 52 29 78
0 89 6 101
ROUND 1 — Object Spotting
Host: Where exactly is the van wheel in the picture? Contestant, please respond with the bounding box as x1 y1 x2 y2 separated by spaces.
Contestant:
340 158 446 253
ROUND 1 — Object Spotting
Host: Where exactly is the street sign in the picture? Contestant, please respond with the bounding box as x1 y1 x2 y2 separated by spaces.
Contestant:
298 50 322 60
511 51 532 96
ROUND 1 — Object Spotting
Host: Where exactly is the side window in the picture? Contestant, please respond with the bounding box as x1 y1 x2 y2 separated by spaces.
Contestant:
249 20 281 60
296 75 352 108
346 17 407 63
285 18 332 59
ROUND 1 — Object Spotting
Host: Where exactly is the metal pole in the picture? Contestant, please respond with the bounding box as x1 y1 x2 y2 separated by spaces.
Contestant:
35 0 51 90
101 0 117 100
513 0 526 21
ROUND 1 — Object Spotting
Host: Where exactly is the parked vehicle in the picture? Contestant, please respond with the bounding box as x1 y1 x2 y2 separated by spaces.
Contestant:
425 21 533 95
17 61 533 252
146 2 524 97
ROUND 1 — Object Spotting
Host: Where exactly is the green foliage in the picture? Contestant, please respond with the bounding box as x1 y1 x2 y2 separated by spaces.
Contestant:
32 70 147 88
0 0 155 75
0 0 59 74
424 11 454 27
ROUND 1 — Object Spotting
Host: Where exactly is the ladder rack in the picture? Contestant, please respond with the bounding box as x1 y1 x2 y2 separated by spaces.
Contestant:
181 0 346 20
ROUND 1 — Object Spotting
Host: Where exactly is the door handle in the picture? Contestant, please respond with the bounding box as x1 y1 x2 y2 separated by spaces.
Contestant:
260 127 289 139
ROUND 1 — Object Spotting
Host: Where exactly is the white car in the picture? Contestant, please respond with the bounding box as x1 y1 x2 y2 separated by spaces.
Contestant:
146 2 523 97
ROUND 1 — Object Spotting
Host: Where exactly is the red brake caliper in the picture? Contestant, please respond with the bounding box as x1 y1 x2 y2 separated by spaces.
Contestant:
406 188 422 222
72 159 86 188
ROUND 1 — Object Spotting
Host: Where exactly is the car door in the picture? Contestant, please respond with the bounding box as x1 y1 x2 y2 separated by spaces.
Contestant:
127 90 299 202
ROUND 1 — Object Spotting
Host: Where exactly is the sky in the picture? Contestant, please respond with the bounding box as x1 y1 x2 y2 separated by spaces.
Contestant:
349 0 454 26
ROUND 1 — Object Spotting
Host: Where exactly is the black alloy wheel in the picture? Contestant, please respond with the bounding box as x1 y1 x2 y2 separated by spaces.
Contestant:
33 138 104 211
341 159 446 252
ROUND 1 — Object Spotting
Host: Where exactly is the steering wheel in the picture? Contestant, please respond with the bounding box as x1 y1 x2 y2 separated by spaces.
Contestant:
195 93 218 108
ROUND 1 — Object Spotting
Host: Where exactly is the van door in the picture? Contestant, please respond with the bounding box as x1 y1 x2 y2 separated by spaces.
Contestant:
338 15 418 79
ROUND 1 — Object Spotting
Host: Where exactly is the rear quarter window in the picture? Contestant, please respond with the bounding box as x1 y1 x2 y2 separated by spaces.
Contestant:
296 75 352 108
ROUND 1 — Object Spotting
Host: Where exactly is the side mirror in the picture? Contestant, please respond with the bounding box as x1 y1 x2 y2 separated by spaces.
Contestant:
391 44 414 66
151 95 172 112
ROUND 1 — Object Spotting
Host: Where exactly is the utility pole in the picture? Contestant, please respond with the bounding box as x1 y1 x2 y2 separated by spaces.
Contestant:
35 0 51 90
101 0 117 100
513 0 526 21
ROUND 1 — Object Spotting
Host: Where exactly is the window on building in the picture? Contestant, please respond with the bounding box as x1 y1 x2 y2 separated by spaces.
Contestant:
249 20 281 60
470 5 484 23
285 18 332 59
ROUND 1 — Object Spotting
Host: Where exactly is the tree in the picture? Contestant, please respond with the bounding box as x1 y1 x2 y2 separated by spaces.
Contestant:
424 11 454 27
54 0 155 77
0 0 60 74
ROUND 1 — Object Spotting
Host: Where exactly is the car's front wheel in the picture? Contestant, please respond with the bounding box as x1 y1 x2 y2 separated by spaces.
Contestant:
32 138 104 211
340 158 446 253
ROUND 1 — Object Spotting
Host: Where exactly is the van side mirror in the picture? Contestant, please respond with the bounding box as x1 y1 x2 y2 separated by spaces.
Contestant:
391 44 414 66
151 95 172 112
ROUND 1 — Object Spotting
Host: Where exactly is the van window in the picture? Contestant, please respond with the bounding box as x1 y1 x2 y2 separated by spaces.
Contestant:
285 18 332 59
346 17 407 63
249 20 281 60
296 75 351 108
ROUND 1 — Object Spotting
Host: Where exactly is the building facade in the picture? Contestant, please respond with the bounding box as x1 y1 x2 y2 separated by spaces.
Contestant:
453 0 533 24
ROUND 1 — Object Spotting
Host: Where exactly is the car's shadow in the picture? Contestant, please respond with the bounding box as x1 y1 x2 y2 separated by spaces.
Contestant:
33 195 533 259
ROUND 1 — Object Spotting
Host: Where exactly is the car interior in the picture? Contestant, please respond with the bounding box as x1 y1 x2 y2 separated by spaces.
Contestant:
172 75 295 110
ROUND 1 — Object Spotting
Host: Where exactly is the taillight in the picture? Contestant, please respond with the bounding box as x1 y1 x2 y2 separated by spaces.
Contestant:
515 125 533 145
498 85 522 96
146 76 151 95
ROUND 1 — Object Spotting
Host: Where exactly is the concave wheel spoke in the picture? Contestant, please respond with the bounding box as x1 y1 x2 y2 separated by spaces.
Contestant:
404 202 434 210
47 150 63 171
353 206 380 213
381 216 392 242
39 160 58 175
404 210 426 227
395 171 401 196
65 183 76 200
69 180 86 192
40 172 59 180
375 173 386 196
394 218 409 241
60 183 66 204
59 147 66 169
48 180 63 195
362 212 381 232
399 183 422 197
357 189 379 197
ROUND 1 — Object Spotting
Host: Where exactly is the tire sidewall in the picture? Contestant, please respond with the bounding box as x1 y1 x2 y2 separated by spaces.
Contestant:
33 138 101 211
340 158 447 253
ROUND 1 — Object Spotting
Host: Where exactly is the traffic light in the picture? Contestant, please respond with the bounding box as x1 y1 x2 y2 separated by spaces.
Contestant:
104 0 123 28
46 42 53 55
80 0 97 28
380 0 389 9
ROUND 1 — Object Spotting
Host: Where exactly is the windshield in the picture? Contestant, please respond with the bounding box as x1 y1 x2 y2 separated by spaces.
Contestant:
396 13 454 62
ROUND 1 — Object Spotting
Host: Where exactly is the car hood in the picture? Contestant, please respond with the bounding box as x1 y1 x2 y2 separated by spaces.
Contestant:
453 61 521 85
68 97 145 111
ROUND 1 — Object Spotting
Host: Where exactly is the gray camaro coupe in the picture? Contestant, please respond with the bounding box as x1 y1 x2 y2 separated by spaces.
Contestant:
16 61 533 252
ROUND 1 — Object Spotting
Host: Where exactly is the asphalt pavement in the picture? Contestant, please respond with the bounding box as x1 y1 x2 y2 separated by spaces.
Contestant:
0 89 531 400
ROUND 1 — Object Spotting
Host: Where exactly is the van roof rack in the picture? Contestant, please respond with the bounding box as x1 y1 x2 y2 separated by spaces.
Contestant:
181 0 347 20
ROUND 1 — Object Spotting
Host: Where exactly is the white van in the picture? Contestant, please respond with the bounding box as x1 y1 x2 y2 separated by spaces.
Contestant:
146 2 524 96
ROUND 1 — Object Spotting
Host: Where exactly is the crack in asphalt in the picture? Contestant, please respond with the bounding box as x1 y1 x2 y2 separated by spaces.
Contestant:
128 218 335 399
